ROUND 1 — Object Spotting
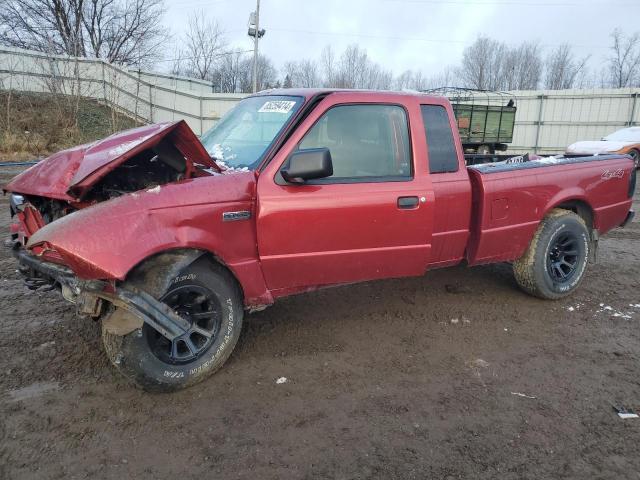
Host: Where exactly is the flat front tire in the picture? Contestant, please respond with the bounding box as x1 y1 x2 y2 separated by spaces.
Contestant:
102 258 243 392
513 209 590 300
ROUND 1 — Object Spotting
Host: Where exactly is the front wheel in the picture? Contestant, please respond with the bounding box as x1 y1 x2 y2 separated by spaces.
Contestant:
102 258 243 392
513 209 590 300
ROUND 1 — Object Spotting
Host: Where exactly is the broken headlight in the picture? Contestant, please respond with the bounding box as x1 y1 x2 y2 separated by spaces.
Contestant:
9 193 25 216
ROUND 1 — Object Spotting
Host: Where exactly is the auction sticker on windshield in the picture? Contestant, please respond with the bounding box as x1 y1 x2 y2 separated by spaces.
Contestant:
258 100 297 114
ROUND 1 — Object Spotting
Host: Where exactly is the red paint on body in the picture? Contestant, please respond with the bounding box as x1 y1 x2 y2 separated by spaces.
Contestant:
4 90 635 308
5 121 218 201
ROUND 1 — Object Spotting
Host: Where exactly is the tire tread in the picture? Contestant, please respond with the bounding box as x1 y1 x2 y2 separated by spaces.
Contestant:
513 208 587 300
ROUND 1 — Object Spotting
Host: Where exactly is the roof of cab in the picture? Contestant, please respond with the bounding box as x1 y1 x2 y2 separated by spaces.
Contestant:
253 87 442 102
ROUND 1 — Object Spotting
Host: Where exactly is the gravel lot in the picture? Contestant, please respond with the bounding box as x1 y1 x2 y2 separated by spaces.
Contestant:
1 166 639 480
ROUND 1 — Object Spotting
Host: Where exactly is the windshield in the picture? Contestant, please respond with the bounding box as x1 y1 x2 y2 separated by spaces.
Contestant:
604 127 640 142
200 95 303 170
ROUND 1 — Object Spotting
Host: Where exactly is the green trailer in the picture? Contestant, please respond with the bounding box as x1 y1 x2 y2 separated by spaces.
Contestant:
425 88 516 154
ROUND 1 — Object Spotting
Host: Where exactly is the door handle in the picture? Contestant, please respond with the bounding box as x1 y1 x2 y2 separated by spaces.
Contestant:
397 196 419 209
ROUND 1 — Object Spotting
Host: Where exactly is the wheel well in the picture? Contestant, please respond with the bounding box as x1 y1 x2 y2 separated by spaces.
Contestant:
553 200 594 232
196 252 245 302
124 248 245 302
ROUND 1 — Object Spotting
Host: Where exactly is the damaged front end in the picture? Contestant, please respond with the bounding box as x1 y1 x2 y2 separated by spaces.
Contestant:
12 247 194 342
6 120 220 247
4 120 225 337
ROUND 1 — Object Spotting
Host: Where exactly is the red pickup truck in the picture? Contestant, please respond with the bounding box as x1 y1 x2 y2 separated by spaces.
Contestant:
5 89 636 391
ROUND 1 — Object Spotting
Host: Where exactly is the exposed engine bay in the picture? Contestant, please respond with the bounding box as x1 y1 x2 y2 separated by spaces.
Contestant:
84 139 192 203
5 121 219 231
17 138 211 226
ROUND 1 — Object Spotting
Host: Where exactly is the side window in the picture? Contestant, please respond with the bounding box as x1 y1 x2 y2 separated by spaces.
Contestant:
297 104 411 181
421 105 459 174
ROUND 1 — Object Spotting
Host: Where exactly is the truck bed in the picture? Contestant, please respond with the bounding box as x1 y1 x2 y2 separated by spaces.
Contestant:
465 154 634 265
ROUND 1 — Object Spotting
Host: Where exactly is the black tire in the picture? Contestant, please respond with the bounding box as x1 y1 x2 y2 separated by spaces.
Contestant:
513 208 590 300
629 149 640 169
102 257 243 392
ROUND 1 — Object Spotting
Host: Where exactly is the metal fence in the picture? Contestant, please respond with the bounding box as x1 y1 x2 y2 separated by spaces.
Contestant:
1 46 639 153
0 46 243 135
508 88 640 154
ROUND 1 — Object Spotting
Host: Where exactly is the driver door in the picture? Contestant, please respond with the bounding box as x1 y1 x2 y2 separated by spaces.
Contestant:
256 95 434 293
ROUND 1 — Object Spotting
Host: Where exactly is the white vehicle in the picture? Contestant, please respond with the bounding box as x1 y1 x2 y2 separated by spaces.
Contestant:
567 127 640 168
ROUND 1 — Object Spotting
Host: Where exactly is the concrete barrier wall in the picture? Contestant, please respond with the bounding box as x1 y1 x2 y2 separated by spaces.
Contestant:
1 46 639 153
0 46 245 135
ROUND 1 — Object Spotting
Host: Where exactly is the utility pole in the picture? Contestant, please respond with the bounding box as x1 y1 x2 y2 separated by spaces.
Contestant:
252 0 260 93
248 0 265 93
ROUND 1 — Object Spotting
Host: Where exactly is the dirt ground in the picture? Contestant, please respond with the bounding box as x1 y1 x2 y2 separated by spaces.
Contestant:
0 165 639 480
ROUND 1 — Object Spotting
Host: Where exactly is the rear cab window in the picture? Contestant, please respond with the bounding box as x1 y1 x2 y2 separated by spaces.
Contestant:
421 105 459 174
294 104 412 183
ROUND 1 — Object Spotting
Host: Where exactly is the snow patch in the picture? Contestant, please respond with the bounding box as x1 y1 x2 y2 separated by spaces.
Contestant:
596 303 634 320
535 155 563 164
511 392 537 399
565 303 583 312
107 133 155 158
471 359 489 368
208 143 249 173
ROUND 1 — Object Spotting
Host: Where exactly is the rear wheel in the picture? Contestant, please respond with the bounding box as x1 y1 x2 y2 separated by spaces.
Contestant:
102 257 243 392
629 149 639 169
513 209 590 300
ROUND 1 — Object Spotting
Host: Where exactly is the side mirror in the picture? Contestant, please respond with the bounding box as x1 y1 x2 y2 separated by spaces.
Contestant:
281 148 333 184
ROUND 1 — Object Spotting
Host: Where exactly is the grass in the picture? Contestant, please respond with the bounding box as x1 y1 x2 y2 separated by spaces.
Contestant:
0 91 141 162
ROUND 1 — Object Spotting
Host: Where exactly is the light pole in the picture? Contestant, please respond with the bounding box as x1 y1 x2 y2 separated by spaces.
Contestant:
248 0 265 93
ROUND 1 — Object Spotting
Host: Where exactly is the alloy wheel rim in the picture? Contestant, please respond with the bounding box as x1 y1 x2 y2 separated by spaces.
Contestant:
145 284 222 364
547 233 580 283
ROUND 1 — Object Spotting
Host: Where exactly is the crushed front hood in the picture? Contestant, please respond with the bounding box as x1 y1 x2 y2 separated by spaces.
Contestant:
4 121 219 201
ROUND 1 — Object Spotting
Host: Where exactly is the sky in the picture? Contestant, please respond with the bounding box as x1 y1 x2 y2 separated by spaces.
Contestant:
162 0 640 77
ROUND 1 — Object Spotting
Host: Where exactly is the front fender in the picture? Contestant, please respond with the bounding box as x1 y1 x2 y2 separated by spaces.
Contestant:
27 174 272 307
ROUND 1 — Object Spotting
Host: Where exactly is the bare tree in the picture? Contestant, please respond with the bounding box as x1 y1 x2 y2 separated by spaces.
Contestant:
394 70 414 90
179 11 226 80
168 46 188 77
85 0 166 67
607 29 640 88
364 63 393 90
320 45 337 87
0 0 86 55
544 44 589 90
459 36 543 90
238 54 275 93
423 66 456 90
336 44 370 88
0 0 167 66
459 36 505 90
394 66 455 91
502 42 542 90
283 59 320 87
213 51 247 93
